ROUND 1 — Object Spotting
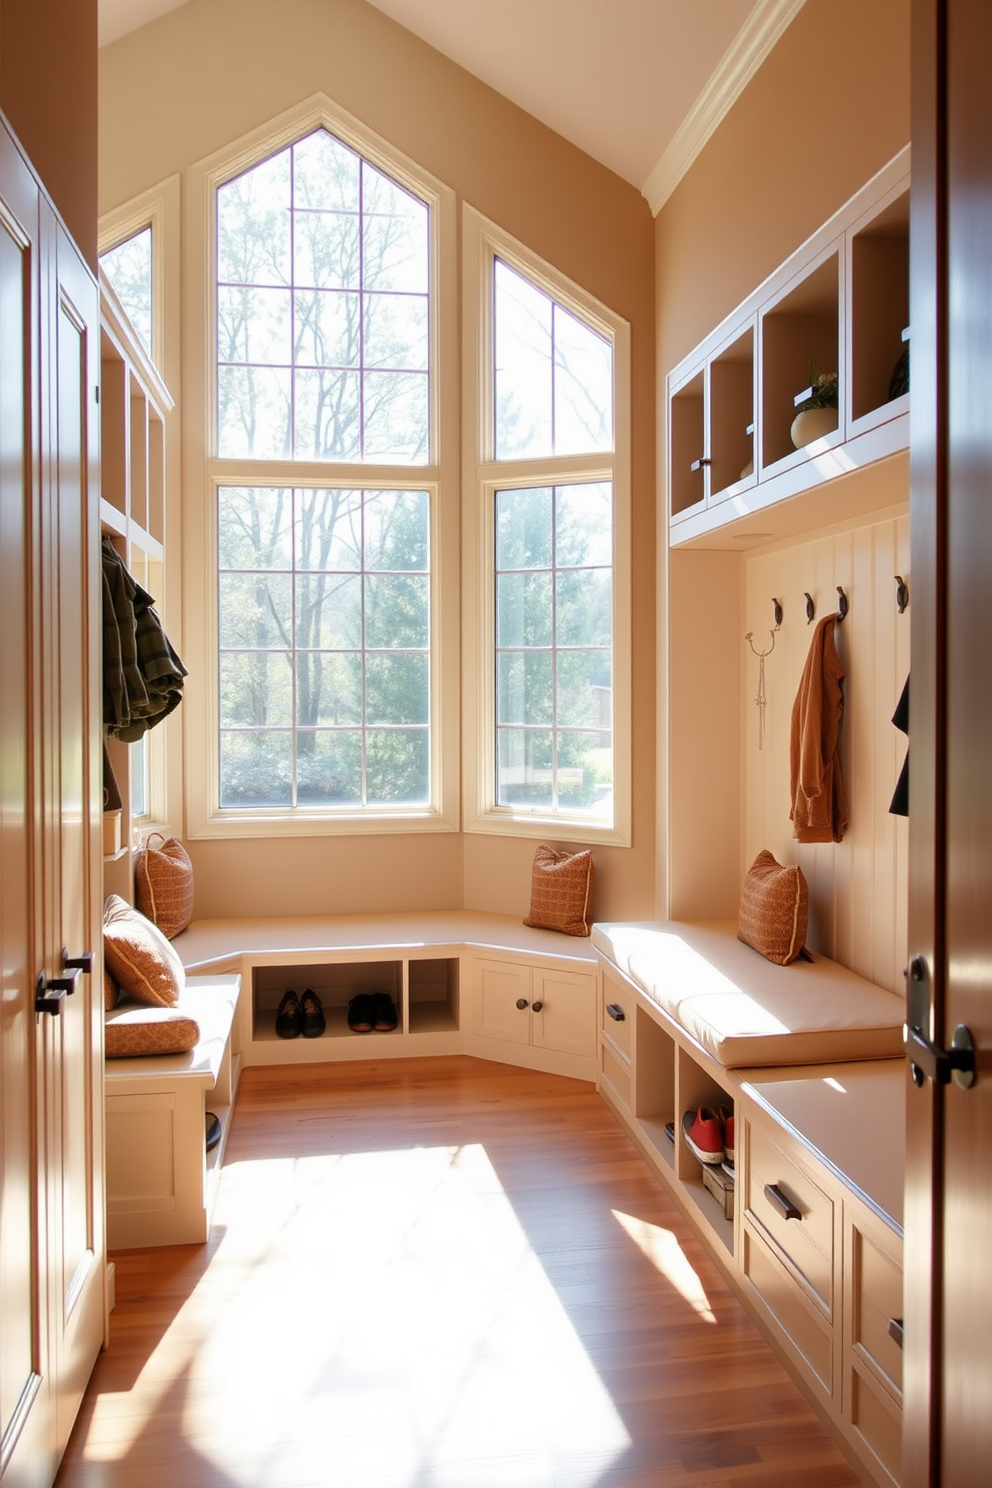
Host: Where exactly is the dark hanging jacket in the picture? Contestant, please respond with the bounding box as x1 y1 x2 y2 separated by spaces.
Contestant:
102 537 187 741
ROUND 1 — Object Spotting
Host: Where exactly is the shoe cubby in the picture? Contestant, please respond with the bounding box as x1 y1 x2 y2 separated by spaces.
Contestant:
849 186 910 429
760 249 841 472
407 956 459 1035
631 1006 677 1175
667 147 909 548
253 959 402 1041
675 1047 735 1257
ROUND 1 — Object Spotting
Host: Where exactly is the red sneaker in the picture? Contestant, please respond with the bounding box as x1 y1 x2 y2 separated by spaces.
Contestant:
719 1104 735 1164
682 1106 726 1164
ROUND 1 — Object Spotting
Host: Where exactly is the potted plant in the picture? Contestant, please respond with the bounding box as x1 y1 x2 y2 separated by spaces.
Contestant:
791 361 839 448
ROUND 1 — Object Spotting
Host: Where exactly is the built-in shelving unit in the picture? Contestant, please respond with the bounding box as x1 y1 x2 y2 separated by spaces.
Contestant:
667 148 910 551
99 272 174 903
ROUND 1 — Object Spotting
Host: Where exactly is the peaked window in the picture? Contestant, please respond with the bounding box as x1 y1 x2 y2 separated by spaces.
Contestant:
101 225 153 357
216 129 430 463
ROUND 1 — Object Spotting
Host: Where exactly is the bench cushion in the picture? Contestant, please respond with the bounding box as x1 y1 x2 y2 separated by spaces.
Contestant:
593 919 905 1068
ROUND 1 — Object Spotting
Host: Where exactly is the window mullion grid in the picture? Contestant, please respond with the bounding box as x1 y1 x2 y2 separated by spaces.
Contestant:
358 161 366 462
291 486 300 809
550 482 559 814
360 491 369 806
289 143 297 460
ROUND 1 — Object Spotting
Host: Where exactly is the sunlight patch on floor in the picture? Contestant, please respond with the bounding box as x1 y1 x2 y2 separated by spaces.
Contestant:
612 1208 717 1323
84 1143 630 1487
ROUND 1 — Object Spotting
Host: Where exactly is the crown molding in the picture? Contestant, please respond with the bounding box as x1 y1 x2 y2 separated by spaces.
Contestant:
642 0 807 216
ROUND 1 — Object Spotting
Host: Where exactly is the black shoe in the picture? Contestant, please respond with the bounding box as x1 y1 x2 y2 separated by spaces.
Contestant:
347 993 375 1032
275 989 302 1038
372 991 398 1032
205 1111 222 1151
300 988 325 1038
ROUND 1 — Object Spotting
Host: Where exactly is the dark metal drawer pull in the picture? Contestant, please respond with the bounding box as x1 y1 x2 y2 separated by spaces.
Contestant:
888 1317 904 1349
606 1003 626 1022
763 1182 802 1222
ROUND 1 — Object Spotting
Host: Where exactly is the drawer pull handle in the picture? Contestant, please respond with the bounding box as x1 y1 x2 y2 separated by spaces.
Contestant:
764 1182 802 1222
606 1003 626 1022
515 998 529 1011
888 1317 904 1349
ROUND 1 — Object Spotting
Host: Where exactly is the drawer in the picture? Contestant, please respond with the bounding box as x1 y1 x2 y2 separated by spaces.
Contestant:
742 1224 833 1395
599 1040 631 1109
745 1117 835 1314
849 1222 903 1397
849 1361 902 1487
601 973 632 1057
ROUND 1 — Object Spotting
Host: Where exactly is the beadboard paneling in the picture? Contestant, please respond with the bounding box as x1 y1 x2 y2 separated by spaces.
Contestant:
743 513 910 992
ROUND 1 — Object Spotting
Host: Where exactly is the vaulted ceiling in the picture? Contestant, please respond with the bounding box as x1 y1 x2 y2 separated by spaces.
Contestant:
97 0 805 210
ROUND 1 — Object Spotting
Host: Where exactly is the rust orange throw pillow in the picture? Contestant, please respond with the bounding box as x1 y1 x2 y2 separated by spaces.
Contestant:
524 846 595 937
737 850 809 965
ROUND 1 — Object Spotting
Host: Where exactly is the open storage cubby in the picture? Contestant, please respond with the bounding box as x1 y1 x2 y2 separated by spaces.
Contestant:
669 366 706 517
253 959 403 1040
710 325 755 498
667 147 910 550
408 957 459 1035
632 1006 677 1174
675 1046 735 1256
850 188 910 428
760 251 841 471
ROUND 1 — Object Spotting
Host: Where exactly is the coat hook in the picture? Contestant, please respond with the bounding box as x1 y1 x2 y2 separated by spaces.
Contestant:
804 592 815 624
895 575 909 613
836 585 849 622
772 598 783 628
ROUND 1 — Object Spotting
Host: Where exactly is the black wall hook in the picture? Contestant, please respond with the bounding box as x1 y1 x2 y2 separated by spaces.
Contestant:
836 586 849 622
804 592 815 624
772 598 783 628
895 575 909 613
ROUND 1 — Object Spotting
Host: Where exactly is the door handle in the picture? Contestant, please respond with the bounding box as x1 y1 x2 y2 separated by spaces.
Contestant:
35 967 80 1016
905 955 976 1089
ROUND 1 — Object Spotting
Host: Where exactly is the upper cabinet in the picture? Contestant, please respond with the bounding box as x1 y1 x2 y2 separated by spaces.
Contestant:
668 148 909 549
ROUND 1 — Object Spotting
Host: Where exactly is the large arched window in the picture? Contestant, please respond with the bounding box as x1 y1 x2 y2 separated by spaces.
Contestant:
183 99 458 837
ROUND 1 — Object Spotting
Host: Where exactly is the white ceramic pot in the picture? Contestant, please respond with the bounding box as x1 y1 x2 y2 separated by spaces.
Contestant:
791 406 838 449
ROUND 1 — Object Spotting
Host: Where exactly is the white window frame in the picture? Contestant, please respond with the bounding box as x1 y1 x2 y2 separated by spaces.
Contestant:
462 207 632 846
183 95 459 839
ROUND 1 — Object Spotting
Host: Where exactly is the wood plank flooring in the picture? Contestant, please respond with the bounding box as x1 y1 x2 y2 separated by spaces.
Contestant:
56 1057 862 1488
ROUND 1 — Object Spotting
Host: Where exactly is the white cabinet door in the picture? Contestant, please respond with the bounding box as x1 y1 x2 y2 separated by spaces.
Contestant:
474 959 531 1047
532 968 596 1059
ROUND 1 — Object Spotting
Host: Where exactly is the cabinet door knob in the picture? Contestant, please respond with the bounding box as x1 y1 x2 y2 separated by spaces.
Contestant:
763 1182 802 1222
888 1317 904 1349
515 998 529 1011
531 1000 543 1013
606 1002 625 1022
689 456 711 472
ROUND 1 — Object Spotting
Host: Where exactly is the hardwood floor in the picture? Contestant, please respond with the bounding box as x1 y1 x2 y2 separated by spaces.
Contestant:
56 1057 861 1488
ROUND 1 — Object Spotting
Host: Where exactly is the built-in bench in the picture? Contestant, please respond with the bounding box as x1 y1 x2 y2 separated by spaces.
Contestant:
104 972 241 1248
592 918 906 1067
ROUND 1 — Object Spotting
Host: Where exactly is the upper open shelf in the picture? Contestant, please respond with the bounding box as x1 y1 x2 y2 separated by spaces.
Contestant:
667 147 910 549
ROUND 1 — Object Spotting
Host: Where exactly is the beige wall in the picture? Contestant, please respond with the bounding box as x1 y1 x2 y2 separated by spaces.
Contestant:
99 0 656 923
1 0 98 266
656 0 910 921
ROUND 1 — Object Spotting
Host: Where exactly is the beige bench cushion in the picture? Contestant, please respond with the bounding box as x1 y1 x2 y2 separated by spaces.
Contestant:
592 919 905 1068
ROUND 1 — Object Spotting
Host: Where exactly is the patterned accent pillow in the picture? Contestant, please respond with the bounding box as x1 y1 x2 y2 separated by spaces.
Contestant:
135 833 194 939
737 850 809 965
105 1004 200 1059
103 893 185 1007
524 846 595 937
104 966 120 1012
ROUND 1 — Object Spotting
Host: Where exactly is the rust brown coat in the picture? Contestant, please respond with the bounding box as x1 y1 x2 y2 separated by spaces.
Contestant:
790 614 849 843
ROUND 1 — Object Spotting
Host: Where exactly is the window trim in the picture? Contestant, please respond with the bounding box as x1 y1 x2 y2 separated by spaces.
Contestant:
461 207 632 847
183 94 459 839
